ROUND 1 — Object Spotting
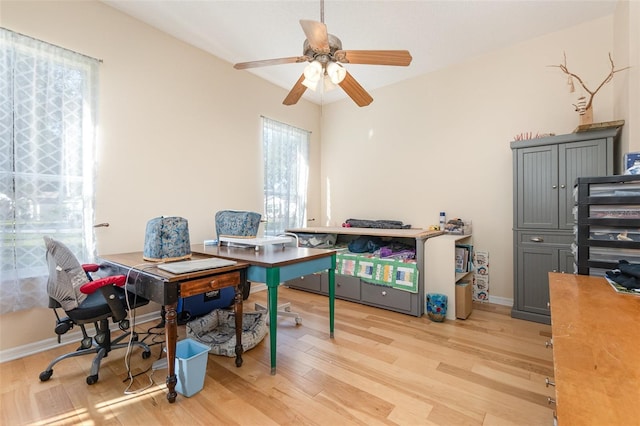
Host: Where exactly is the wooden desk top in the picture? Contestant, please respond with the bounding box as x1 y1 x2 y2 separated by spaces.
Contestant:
548 273 640 425
286 226 443 240
99 251 249 282
191 243 335 268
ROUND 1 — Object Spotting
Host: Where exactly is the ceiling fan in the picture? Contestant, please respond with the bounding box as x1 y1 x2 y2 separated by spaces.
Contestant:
233 1 412 107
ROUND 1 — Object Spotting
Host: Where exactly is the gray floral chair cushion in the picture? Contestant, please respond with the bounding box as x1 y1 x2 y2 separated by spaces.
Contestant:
143 216 191 262
215 210 261 239
186 309 267 357
44 236 89 311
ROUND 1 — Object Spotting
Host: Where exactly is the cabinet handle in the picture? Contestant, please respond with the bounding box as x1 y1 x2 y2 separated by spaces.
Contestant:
381 291 387 296
545 377 556 387
547 397 556 405
530 237 544 242
545 339 553 348
560 184 566 189
552 185 558 189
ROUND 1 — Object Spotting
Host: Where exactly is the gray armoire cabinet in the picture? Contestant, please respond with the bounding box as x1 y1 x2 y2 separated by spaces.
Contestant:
510 127 620 324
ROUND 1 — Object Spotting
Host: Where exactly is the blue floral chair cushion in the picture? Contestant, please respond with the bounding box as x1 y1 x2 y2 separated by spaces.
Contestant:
215 210 261 239
143 216 191 262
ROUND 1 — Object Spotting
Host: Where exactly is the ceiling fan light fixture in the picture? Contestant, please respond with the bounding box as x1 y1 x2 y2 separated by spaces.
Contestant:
303 60 323 82
322 74 337 92
302 77 319 91
326 61 346 84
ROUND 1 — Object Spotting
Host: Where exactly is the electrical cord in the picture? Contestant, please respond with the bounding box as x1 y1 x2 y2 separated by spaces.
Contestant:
120 262 165 395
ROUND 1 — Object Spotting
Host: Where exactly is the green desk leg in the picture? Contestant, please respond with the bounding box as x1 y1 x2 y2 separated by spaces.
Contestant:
266 267 280 375
329 253 336 338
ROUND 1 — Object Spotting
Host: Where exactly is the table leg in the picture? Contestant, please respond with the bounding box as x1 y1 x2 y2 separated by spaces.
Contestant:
233 282 244 367
328 253 336 338
266 267 280 375
164 302 178 403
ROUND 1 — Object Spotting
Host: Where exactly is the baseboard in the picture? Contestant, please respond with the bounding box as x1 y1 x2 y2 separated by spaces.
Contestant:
0 311 161 364
250 282 267 292
488 295 512 306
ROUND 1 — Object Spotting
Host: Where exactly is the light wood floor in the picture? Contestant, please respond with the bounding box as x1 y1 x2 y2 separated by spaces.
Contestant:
1 287 554 426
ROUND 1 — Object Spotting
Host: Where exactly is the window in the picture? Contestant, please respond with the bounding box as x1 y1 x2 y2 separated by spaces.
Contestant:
262 117 310 236
0 29 99 314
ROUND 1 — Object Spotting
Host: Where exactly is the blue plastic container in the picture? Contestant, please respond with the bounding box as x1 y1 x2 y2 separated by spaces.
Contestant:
174 338 210 397
426 293 448 322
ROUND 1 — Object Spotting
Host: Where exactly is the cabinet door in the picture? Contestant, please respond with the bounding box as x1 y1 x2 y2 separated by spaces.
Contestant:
516 145 559 229
559 247 575 275
516 244 556 317
514 232 574 322
558 140 608 229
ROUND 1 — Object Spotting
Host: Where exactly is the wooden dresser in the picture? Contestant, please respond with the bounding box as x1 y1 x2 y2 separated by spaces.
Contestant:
548 272 640 425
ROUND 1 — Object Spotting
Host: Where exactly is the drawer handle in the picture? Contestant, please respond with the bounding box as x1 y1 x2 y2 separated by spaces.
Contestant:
545 377 555 387
530 237 544 242
547 397 556 405
209 279 218 289
381 291 387 296
545 339 553 348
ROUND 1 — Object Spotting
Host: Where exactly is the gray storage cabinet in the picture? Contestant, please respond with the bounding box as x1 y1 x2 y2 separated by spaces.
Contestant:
285 227 441 317
511 128 620 324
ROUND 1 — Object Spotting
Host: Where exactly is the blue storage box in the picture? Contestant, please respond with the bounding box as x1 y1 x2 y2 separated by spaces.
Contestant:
175 338 210 397
177 287 235 324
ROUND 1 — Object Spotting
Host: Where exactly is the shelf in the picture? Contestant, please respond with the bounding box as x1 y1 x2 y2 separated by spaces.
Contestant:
425 234 473 321
455 270 473 283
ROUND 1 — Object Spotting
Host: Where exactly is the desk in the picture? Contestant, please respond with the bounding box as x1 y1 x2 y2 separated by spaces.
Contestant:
99 252 249 403
548 273 640 425
191 243 336 374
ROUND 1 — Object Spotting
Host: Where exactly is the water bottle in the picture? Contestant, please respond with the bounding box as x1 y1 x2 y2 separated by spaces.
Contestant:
439 212 446 231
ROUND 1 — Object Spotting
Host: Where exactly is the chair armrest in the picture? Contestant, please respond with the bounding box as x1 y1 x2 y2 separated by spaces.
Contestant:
82 263 100 273
79 275 126 294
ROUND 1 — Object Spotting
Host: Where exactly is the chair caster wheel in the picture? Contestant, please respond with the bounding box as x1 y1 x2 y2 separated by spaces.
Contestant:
39 370 53 382
86 374 99 385
142 350 151 359
295 318 302 325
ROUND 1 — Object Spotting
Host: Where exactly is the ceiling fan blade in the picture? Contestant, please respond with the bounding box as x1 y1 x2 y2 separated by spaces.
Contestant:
339 71 373 107
335 50 413 66
283 74 308 106
300 20 330 54
234 56 309 70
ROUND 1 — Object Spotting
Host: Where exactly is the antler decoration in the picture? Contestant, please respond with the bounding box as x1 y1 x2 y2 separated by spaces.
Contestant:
550 52 630 111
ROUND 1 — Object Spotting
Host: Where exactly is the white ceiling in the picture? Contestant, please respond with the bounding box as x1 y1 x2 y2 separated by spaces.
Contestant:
102 0 618 106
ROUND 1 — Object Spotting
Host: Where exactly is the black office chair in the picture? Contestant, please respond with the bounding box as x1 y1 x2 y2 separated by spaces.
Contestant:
39 236 151 385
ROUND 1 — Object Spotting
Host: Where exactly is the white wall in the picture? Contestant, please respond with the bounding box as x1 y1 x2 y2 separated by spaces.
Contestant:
320 16 622 305
614 0 640 158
